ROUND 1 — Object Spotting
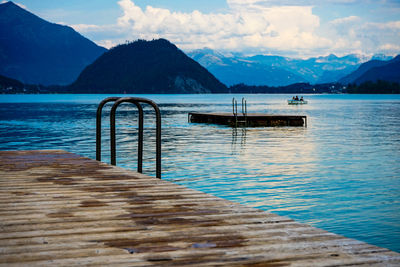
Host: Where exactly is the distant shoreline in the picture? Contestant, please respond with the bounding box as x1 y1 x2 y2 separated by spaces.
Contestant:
2 80 399 94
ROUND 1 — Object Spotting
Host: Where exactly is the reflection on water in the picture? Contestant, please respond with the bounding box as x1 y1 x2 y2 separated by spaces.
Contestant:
231 128 247 152
0 94 399 253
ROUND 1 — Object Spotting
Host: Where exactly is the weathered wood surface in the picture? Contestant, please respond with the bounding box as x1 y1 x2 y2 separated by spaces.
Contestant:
0 150 398 266
189 112 307 127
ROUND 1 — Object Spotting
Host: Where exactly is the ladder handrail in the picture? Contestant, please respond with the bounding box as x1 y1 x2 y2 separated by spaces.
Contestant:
232 97 238 127
110 97 162 179
110 100 144 172
96 96 161 179
242 97 247 116
242 97 247 127
96 97 121 161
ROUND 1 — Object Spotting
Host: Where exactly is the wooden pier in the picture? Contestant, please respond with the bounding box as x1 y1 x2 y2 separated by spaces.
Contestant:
0 150 399 266
189 112 307 127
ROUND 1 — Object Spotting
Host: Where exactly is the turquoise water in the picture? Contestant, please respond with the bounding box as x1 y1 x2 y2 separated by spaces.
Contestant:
0 94 399 252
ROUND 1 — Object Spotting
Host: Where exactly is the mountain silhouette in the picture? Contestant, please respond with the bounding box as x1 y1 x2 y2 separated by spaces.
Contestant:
0 73 23 91
339 58 392 84
353 55 400 84
69 39 227 93
0 1 106 85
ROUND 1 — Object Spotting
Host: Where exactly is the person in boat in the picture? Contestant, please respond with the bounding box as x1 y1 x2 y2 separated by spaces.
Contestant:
292 96 295 100
300 96 304 101
295 96 299 101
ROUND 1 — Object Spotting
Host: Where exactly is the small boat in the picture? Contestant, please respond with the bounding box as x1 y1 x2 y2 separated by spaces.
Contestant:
288 99 308 105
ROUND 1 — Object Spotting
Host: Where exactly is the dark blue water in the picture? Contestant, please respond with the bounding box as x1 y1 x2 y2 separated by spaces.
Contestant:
0 94 399 252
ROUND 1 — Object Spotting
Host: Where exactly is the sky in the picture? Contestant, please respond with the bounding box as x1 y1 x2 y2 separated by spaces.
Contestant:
8 0 400 58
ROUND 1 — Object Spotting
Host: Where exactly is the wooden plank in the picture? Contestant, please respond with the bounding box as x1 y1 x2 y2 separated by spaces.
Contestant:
0 150 399 266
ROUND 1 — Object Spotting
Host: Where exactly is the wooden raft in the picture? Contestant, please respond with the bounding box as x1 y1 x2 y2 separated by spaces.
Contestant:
0 150 399 266
188 112 307 127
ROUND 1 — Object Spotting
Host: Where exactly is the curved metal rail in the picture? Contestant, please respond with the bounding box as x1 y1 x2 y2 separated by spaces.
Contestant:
96 97 162 179
96 97 121 161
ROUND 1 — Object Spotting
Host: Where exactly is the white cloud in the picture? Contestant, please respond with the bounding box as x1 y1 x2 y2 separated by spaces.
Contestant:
380 43 400 50
70 24 125 49
369 21 400 30
113 0 331 56
227 0 364 6
330 15 361 25
1 1 27 9
323 16 400 56
97 39 118 49
71 24 103 33
69 0 400 57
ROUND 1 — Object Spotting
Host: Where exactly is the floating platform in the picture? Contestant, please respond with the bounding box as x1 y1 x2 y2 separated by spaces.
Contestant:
1 150 399 266
189 112 307 127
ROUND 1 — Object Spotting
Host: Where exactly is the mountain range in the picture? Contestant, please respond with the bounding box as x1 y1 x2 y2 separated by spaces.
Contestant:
0 1 106 85
187 49 396 86
0 1 399 93
188 48 307 87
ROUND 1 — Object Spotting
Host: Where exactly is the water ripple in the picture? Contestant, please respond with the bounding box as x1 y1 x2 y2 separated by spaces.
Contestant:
0 94 399 252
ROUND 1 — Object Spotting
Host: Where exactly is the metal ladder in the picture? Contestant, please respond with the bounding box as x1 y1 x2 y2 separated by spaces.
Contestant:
96 97 162 178
232 97 247 127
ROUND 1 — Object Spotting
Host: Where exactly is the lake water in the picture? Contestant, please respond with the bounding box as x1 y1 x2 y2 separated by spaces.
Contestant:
0 94 399 252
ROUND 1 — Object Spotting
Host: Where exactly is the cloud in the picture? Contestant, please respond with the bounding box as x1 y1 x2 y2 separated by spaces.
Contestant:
330 15 361 25
113 0 330 56
227 0 364 6
70 23 129 49
380 43 400 50
97 39 118 49
369 21 400 30
70 0 400 57
1 1 27 9
71 24 103 33
324 16 400 56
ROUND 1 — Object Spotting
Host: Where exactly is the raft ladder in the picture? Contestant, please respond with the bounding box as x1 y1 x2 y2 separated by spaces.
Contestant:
232 97 247 127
